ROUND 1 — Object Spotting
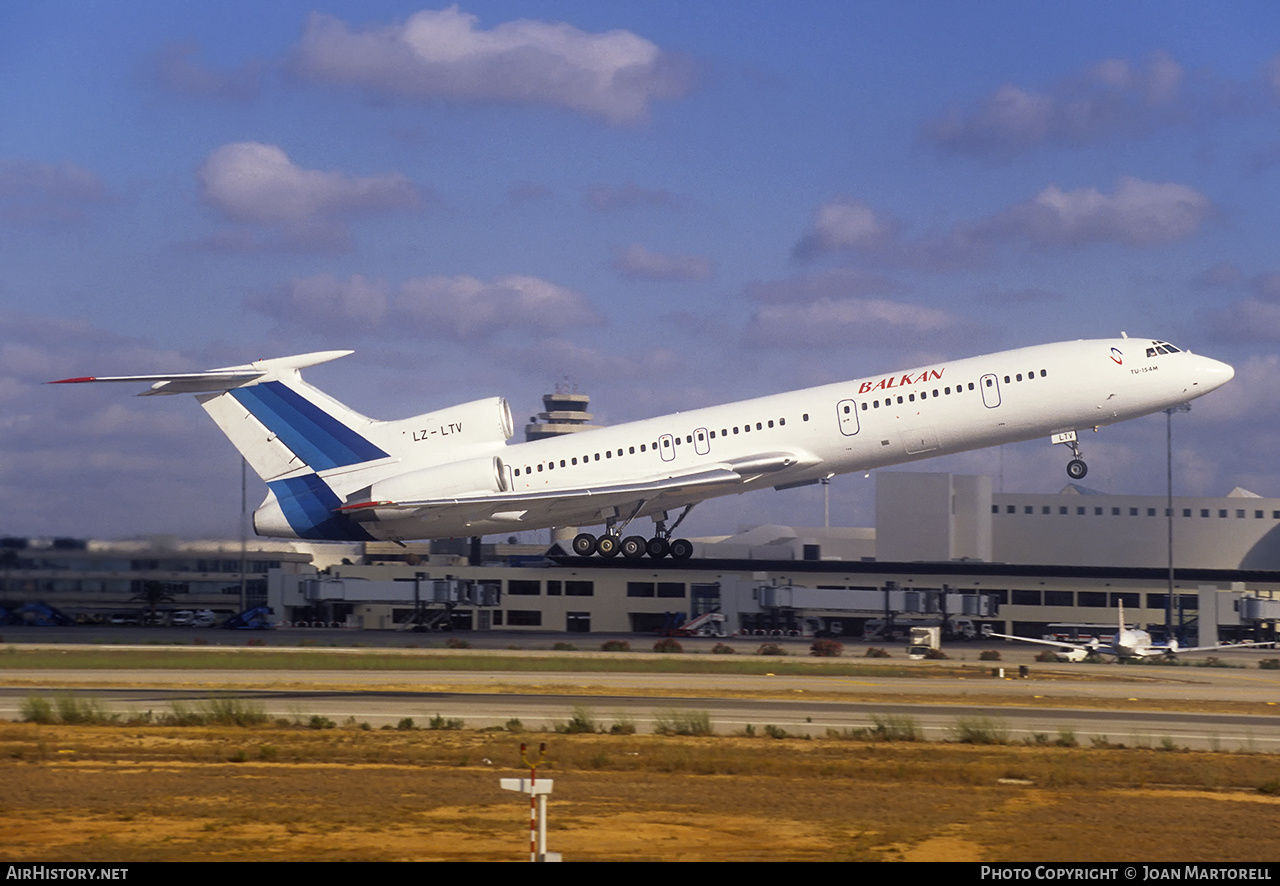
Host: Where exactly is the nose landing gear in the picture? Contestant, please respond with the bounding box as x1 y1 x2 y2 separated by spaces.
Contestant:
1052 430 1088 480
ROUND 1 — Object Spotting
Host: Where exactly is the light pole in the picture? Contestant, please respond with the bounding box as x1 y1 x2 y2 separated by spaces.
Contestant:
1165 404 1191 643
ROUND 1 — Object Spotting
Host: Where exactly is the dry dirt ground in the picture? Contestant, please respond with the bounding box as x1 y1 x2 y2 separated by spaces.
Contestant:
2 722 1278 862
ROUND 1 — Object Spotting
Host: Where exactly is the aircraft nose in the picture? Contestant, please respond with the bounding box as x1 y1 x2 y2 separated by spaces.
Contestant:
1200 355 1234 390
1203 358 1233 386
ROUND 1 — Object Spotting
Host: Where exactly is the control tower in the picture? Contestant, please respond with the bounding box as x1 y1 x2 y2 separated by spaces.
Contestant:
525 385 599 546
524 388 598 441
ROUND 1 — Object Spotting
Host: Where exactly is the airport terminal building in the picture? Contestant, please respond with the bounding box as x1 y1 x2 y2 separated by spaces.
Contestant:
4 472 1279 644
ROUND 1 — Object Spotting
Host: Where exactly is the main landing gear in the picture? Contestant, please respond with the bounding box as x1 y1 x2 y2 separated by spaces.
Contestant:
572 531 694 561
571 506 696 561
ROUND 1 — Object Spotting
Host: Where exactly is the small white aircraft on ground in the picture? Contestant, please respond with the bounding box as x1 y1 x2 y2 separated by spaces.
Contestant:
982 604 1274 661
52 336 1233 558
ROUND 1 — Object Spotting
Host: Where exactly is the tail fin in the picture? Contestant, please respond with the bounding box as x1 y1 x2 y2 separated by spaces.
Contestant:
51 351 389 482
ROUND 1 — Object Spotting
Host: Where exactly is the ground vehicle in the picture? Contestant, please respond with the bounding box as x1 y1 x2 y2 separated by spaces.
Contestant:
864 618 977 641
907 626 941 659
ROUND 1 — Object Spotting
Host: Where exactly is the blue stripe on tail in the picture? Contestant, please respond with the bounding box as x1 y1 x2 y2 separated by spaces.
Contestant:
232 381 388 470
268 474 376 541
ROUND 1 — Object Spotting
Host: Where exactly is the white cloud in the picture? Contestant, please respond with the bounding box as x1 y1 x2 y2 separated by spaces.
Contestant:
397 274 602 339
153 41 264 101
585 183 682 212
612 243 713 280
0 158 111 225
249 274 389 331
290 7 692 125
246 273 603 341
981 177 1213 247
1203 299 1280 343
510 338 681 385
744 295 967 349
792 199 901 261
1265 54 1280 99
198 142 422 225
926 52 1196 156
794 178 1210 271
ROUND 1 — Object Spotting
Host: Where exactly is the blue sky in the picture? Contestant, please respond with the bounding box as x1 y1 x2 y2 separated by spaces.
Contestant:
4 1 1280 541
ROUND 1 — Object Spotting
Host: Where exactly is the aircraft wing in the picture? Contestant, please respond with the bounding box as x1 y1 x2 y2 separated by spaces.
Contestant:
1151 640 1276 656
337 465 750 529
982 631 1093 652
337 449 820 530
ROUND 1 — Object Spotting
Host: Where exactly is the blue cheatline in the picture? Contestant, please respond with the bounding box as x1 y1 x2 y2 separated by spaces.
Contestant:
267 474 377 541
231 381 389 471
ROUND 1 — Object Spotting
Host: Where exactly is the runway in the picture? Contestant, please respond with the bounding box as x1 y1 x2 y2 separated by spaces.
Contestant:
2 641 1278 750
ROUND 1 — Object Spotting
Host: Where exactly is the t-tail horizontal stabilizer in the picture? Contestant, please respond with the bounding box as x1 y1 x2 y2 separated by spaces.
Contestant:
48 350 354 395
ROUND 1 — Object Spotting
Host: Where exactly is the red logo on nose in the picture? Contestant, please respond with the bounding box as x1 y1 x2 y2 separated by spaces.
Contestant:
1110 348 1123 365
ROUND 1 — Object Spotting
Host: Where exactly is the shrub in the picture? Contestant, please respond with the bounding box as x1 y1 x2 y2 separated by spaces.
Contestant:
763 724 789 739
54 693 116 725
923 648 950 660
551 642 578 651
978 649 1002 661
756 643 787 656
870 714 921 742
600 640 631 652
202 697 267 727
1035 649 1060 663
653 709 713 736
1260 658 1280 670
556 706 599 734
307 715 336 730
396 717 415 731
711 643 736 654
445 637 470 649
864 647 890 658
428 713 464 730
951 716 1008 745
809 638 843 657
652 638 683 654
609 715 637 735
19 694 55 724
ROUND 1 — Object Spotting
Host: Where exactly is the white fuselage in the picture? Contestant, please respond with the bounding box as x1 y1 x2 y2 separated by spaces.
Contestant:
342 337 1232 540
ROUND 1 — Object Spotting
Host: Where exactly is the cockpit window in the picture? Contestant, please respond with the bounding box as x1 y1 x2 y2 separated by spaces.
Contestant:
1146 341 1182 357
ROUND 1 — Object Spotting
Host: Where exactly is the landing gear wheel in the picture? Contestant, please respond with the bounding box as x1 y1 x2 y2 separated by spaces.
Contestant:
571 533 597 557
596 535 620 558
668 538 694 561
1067 459 1088 480
620 536 647 559
646 537 670 559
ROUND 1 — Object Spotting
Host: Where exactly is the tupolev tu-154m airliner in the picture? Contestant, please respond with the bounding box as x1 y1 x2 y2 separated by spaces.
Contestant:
51 336 1233 560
